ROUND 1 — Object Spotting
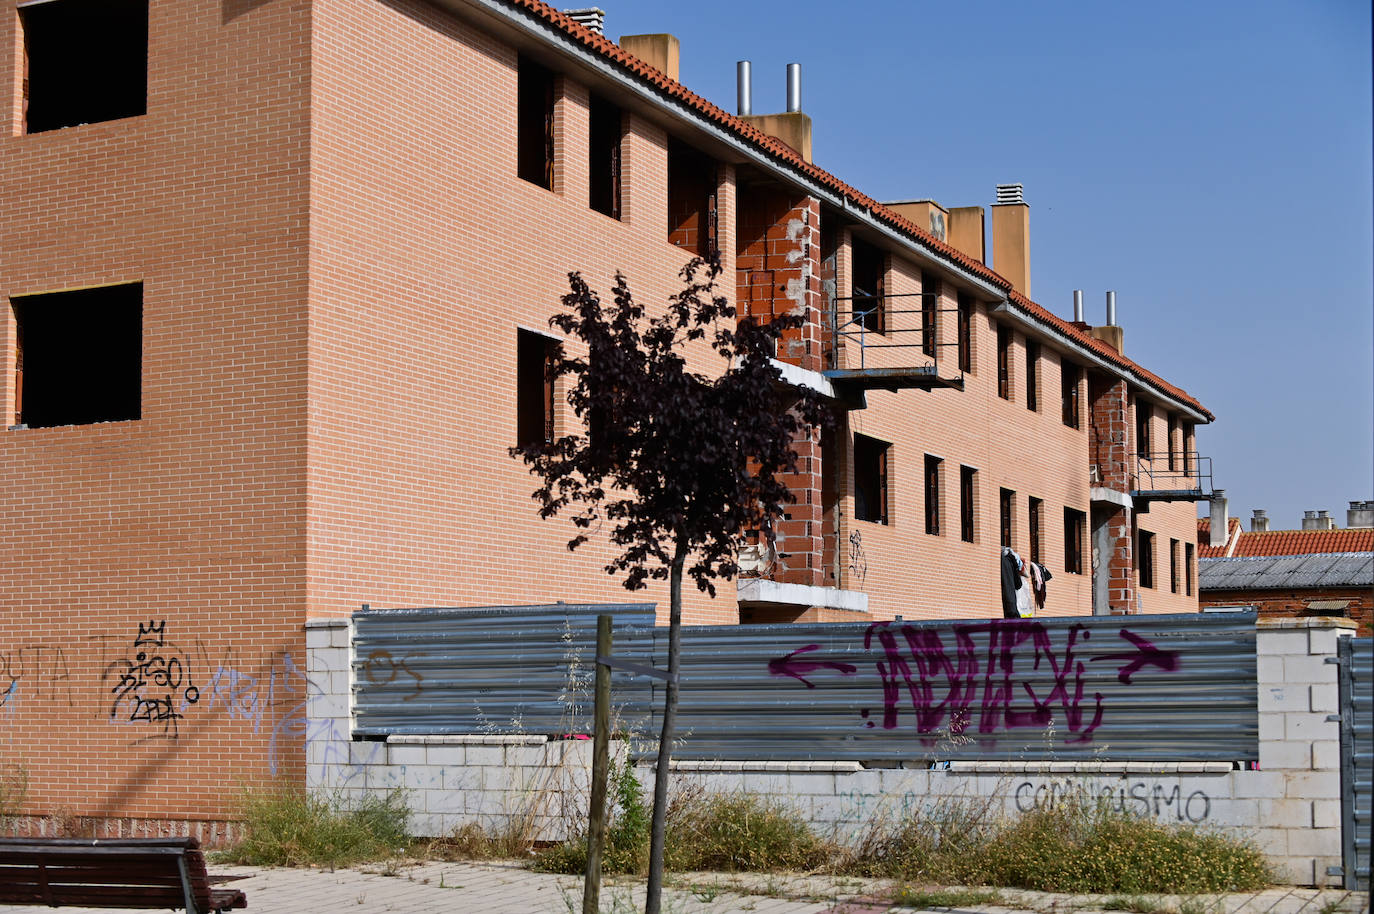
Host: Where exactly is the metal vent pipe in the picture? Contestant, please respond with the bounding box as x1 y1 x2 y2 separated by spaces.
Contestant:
1073 290 1083 322
736 60 752 116
1106 290 1117 327
785 63 801 112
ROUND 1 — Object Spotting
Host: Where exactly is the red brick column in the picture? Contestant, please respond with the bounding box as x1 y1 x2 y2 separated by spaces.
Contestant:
1090 372 1136 613
736 189 825 585
774 425 824 587
1089 372 1130 490
736 191 822 372
1103 506 1136 614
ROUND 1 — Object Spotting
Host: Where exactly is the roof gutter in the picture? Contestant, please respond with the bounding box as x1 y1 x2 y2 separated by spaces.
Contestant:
992 303 1210 423
450 0 1010 302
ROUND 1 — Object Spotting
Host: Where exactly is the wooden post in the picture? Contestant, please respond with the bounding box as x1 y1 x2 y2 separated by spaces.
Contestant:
582 614 612 914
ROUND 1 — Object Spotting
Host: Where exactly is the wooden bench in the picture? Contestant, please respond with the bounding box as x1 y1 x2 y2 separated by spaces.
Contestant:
0 837 246 913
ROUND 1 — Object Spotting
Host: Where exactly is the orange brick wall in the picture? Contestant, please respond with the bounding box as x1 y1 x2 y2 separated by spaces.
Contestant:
0 0 313 827
303 0 739 627
0 0 1208 835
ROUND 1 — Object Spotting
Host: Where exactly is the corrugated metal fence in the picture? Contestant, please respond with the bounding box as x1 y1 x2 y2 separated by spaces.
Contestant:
352 605 1258 763
1337 636 1371 890
353 604 656 737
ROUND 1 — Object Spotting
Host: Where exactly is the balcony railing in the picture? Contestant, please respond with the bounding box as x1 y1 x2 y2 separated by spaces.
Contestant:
1130 451 1214 502
824 292 965 396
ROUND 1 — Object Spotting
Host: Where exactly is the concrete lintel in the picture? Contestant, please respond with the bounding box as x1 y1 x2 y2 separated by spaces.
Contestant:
737 578 868 613
1256 618 1358 632
305 618 350 630
1090 487 1134 509
767 358 836 398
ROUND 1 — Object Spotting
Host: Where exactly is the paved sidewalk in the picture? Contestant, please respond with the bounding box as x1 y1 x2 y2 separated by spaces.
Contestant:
0 860 1365 914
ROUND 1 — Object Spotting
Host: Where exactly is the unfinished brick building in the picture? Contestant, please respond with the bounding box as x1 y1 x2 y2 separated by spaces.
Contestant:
1 0 1213 835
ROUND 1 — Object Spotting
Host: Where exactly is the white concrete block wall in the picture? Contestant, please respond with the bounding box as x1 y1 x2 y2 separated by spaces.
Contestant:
304 617 1358 887
1251 618 1355 886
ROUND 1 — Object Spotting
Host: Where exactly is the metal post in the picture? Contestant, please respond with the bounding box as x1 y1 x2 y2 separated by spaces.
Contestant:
582 614 612 914
785 63 801 112
736 60 752 116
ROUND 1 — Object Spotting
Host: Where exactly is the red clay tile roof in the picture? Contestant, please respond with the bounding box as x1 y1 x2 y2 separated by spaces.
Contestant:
1007 292 1212 418
1197 518 1374 558
508 0 1212 419
1197 517 1243 558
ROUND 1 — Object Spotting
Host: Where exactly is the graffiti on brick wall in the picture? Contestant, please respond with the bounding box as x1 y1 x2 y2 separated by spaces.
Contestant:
769 619 1180 746
106 621 201 742
847 530 867 585
2 619 317 774
0 645 75 716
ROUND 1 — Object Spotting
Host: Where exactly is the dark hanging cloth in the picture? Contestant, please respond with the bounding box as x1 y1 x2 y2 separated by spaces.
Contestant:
1000 548 1022 619
1031 563 1053 610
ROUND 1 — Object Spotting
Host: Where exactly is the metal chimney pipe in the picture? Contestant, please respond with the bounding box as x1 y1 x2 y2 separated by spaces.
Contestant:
1106 290 1117 327
785 63 801 112
736 60 752 116
1073 290 1084 322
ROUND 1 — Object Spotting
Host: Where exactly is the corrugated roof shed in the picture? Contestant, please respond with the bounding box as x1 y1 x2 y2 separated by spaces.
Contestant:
1199 552 1374 590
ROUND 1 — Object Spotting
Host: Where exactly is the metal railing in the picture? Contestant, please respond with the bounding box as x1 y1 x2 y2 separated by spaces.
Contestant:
1131 451 1213 496
827 291 962 374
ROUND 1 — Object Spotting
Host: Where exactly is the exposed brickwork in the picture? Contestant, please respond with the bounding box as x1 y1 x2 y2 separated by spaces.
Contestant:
736 190 822 372
1089 372 1130 490
1201 588 1373 636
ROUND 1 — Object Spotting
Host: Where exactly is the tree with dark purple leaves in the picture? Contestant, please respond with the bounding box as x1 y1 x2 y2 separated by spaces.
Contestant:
510 255 830 914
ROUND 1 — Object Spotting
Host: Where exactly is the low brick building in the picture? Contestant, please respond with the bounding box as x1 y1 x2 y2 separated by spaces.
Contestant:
1200 508 1374 635
2 0 1213 835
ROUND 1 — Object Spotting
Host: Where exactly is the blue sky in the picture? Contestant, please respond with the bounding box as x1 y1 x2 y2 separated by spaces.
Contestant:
605 0 1373 531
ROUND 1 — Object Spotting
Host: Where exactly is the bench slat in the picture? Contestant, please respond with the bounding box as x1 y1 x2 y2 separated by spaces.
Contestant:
0 837 247 912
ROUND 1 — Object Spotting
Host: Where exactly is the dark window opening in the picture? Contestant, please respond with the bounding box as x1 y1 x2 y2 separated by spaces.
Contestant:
1025 341 1039 411
517 55 555 189
957 294 973 373
960 465 976 543
1139 529 1155 589
1061 361 1081 429
997 325 1011 399
667 141 716 256
1169 538 1180 593
1166 413 1178 471
920 272 938 356
588 94 621 219
999 488 1014 548
1183 421 1195 476
1136 400 1152 457
1185 542 1195 596
20 0 147 135
1064 507 1085 574
853 434 889 524
924 454 942 536
1028 497 1043 564
852 241 885 334
12 283 142 428
516 330 558 447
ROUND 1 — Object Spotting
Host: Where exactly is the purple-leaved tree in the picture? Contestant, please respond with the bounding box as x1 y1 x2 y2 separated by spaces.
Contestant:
510 256 830 914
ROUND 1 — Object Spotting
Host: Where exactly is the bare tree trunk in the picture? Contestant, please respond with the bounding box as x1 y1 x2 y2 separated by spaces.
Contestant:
644 544 686 914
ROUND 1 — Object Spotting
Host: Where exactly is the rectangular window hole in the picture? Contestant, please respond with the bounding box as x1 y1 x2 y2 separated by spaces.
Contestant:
21 0 148 134
516 329 558 447
12 282 142 428
853 433 888 525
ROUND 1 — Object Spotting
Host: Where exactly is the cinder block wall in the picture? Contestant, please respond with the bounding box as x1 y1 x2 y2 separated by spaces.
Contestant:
308 618 1357 886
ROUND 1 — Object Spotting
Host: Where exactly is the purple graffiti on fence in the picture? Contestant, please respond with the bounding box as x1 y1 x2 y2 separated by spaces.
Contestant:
768 645 858 689
769 620 1180 746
